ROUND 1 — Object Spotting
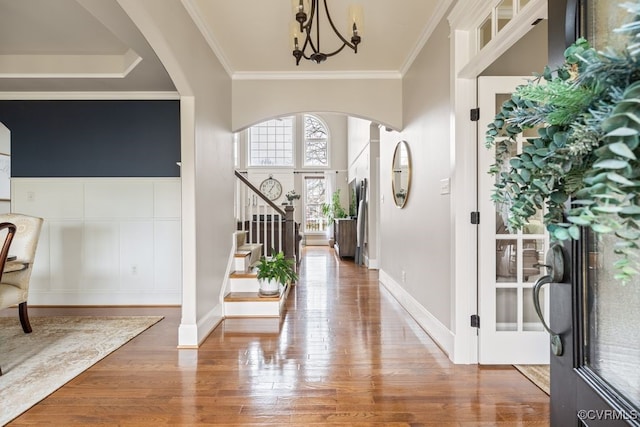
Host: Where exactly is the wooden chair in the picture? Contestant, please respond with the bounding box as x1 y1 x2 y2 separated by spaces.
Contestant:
0 213 44 334
0 221 17 376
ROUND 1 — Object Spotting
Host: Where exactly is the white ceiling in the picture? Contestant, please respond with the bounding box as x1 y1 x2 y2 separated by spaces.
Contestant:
0 0 445 92
187 0 443 76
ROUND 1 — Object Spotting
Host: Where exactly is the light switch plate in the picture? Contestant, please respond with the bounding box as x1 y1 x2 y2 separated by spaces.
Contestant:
440 178 450 195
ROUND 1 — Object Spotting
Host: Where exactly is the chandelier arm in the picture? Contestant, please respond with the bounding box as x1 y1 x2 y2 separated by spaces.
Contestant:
318 43 348 59
303 32 319 55
322 0 357 50
302 43 347 60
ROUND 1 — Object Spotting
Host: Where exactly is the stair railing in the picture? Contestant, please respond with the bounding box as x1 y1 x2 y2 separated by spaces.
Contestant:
234 171 296 263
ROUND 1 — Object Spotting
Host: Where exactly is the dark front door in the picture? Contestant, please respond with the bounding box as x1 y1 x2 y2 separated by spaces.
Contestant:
548 1 640 425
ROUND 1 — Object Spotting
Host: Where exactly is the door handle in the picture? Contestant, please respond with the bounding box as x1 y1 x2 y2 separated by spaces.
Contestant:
532 243 566 356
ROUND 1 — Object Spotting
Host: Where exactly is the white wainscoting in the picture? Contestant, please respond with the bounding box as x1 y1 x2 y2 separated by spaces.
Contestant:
11 178 181 305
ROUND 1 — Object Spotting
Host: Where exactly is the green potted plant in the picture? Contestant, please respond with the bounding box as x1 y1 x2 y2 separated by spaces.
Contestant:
256 251 298 296
321 189 347 247
285 189 301 205
485 1 640 283
321 189 347 224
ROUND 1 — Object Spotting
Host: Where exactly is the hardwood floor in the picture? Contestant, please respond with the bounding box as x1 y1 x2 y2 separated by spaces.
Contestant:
6 247 549 426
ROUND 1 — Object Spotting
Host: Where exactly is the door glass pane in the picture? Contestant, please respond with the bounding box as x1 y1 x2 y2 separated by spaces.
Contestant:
523 287 544 331
522 124 542 139
585 1 632 51
479 16 492 49
523 209 544 235
496 239 517 282
496 209 516 235
522 239 543 283
304 177 327 232
496 288 517 331
586 232 640 409
496 0 513 32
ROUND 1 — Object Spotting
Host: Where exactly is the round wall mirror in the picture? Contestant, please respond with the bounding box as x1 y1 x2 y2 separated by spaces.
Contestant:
392 140 411 208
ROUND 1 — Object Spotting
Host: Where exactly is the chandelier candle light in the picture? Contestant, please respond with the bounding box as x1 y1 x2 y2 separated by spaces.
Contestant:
291 0 363 65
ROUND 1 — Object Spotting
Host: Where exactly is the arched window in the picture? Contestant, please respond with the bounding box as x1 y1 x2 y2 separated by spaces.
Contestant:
248 116 294 167
303 114 328 167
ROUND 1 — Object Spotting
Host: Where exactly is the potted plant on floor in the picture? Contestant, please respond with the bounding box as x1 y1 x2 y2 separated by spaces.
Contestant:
321 189 347 247
256 251 298 296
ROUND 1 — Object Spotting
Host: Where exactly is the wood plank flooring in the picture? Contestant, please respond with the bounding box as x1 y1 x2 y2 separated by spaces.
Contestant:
5 247 549 425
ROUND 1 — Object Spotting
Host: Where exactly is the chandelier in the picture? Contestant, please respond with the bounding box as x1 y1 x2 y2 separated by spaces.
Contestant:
291 0 363 65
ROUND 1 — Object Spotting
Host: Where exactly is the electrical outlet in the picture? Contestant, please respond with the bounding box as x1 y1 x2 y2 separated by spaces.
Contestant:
401 270 406 283
131 265 138 275
27 191 35 202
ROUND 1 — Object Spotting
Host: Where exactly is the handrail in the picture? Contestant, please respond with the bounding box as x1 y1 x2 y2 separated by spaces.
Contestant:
234 170 299 268
234 170 286 216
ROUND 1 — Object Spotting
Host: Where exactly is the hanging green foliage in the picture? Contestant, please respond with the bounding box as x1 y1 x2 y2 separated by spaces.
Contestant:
486 1 640 283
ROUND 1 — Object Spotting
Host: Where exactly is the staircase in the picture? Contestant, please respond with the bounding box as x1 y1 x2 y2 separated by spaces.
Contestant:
222 172 298 318
224 230 291 317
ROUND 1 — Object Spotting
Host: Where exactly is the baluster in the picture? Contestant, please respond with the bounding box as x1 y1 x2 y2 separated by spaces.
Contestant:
277 213 282 254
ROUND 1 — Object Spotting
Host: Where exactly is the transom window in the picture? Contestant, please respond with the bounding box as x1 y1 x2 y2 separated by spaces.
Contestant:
248 116 294 167
304 114 328 167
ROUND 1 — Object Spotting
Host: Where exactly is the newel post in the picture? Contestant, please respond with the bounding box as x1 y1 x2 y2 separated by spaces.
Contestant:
284 205 295 265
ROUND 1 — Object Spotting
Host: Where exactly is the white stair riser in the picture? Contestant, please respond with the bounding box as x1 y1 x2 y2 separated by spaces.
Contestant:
224 300 281 317
234 254 251 273
229 277 260 292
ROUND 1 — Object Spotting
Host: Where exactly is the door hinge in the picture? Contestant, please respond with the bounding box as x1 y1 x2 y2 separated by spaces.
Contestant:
470 314 480 328
470 211 480 225
470 108 480 122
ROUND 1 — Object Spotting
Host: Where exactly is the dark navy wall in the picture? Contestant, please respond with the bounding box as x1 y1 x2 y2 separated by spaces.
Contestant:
0 100 180 177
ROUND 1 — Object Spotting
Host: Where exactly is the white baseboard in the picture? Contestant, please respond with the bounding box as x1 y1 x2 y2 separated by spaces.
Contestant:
303 234 328 246
29 291 180 306
379 269 454 359
178 303 224 348
178 323 198 348
197 304 224 345
365 256 379 269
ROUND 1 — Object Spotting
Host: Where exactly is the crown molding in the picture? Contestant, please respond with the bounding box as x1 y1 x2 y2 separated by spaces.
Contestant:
181 0 234 78
400 0 455 77
0 91 180 100
232 70 402 81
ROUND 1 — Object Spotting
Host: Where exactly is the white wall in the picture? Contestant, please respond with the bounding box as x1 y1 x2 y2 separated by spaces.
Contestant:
232 78 402 132
12 178 181 305
378 14 454 354
118 0 233 347
347 118 380 268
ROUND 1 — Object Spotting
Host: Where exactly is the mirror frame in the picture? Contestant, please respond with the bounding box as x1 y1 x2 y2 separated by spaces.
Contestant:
391 140 411 208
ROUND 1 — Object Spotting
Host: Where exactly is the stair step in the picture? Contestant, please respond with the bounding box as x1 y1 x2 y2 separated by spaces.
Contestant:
224 283 290 318
225 291 280 301
230 271 257 279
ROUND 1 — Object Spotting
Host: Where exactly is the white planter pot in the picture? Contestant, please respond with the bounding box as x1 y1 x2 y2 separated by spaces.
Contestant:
258 278 281 296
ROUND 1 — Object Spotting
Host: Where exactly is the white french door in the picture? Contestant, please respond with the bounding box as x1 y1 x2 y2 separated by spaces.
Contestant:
477 76 550 364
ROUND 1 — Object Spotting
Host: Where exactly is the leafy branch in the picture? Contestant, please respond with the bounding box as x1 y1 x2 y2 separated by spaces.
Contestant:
485 2 640 283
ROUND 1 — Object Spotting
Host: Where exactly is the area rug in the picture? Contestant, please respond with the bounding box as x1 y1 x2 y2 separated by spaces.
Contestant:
0 316 163 426
514 364 550 395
